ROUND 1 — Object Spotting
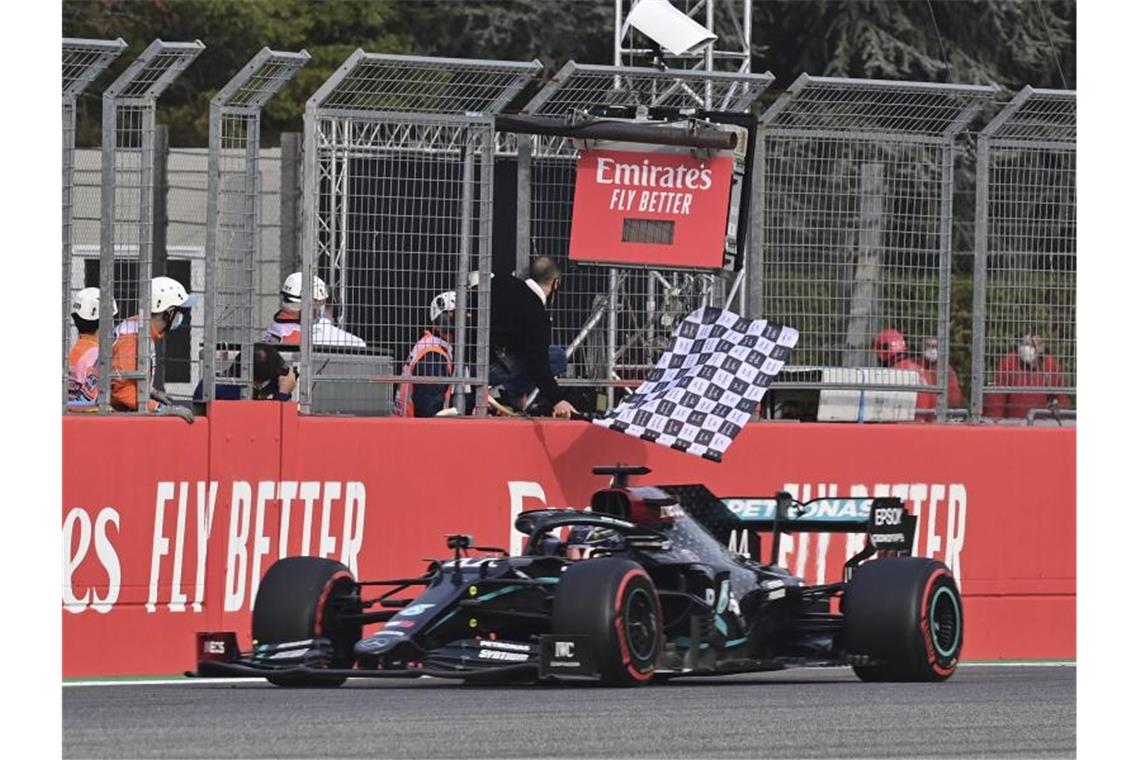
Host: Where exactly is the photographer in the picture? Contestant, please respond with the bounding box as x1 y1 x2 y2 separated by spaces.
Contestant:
253 344 297 401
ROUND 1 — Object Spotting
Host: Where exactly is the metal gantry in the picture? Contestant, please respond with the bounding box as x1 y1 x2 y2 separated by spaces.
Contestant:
614 0 753 84
203 47 310 401
63 37 126 409
97 39 204 412
516 62 773 398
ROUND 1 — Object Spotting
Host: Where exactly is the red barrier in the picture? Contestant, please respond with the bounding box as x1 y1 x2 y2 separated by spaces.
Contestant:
62 403 1075 676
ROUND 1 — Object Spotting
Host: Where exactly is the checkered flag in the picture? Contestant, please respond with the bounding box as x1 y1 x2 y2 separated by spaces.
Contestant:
593 306 798 462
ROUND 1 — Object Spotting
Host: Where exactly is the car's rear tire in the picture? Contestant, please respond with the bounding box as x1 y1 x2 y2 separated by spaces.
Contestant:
552 557 662 687
844 557 963 682
252 556 362 687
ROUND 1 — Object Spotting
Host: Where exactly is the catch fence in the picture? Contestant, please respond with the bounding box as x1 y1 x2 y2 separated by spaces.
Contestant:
203 47 309 400
59 41 1077 423
63 37 126 407
971 86 1076 419
299 51 541 415
756 75 997 415
95 39 204 412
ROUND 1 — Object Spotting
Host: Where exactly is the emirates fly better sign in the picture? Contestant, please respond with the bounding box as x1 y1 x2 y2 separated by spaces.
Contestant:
568 148 735 269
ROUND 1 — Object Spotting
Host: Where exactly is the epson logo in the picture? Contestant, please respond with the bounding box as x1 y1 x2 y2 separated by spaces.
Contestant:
874 507 904 526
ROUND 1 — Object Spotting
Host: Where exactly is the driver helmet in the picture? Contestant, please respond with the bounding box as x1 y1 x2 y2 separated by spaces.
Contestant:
565 525 621 561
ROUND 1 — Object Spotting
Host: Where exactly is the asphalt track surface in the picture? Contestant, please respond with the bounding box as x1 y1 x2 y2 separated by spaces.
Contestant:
63 666 1074 759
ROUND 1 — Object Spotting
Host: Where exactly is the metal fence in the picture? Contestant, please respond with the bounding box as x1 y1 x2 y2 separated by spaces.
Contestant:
63 37 126 407
972 86 1076 419
59 39 1078 423
203 48 309 400
517 63 774 407
299 51 541 415
94 39 204 412
755 75 997 414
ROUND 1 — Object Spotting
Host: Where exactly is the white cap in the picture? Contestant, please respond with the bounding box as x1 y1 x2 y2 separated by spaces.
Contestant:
151 276 194 314
71 287 118 321
430 291 457 322
281 272 329 308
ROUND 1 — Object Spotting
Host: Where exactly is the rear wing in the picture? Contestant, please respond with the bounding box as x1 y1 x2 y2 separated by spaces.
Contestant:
658 484 917 567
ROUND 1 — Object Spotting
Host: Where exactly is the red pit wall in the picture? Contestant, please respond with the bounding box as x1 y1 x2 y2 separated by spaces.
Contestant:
62 402 1075 677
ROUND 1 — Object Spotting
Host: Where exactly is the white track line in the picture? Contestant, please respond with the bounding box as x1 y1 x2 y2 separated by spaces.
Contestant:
63 662 1075 687
64 677 262 687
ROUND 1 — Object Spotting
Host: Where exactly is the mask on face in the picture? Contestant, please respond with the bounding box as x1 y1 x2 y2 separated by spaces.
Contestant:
1018 344 1037 365
923 348 939 363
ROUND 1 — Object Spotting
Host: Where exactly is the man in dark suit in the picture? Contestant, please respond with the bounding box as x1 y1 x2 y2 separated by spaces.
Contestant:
489 256 578 418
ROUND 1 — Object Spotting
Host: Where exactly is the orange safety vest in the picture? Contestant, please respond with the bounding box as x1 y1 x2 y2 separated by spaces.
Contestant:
110 316 159 412
68 333 100 407
263 310 302 345
396 331 454 417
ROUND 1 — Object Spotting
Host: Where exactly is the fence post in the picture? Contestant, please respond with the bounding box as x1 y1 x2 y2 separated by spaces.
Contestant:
746 124 766 320
971 136 991 418
935 144 954 421
280 132 303 275
151 124 169 391
62 37 126 410
844 162 883 368
515 135 532 276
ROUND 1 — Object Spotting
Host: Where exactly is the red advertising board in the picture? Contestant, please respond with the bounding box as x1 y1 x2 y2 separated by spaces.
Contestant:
568 148 735 269
62 404 1075 676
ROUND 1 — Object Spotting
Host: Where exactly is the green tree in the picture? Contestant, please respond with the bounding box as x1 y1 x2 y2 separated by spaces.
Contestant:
63 0 412 146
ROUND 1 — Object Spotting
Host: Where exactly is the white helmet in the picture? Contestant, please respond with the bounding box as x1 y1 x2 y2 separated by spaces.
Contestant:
430 291 457 322
71 287 118 321
281 272 329 308
151 276 193 314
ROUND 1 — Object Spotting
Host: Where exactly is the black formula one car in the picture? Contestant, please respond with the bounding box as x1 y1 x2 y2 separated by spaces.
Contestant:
192 465 963 687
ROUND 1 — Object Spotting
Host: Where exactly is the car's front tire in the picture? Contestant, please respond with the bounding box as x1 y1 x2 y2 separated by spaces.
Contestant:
252 556 362 687
844 557 963 682
552 557 662 687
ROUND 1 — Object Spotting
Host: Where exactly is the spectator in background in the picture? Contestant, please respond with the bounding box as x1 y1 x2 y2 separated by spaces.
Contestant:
252 344 297 401
111 276 195 423
265 272 365 348
874 327 935 415
395 291 456 417
67 287 117 410
917 336 964 408
983 331 1071 419
489 256 576 418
